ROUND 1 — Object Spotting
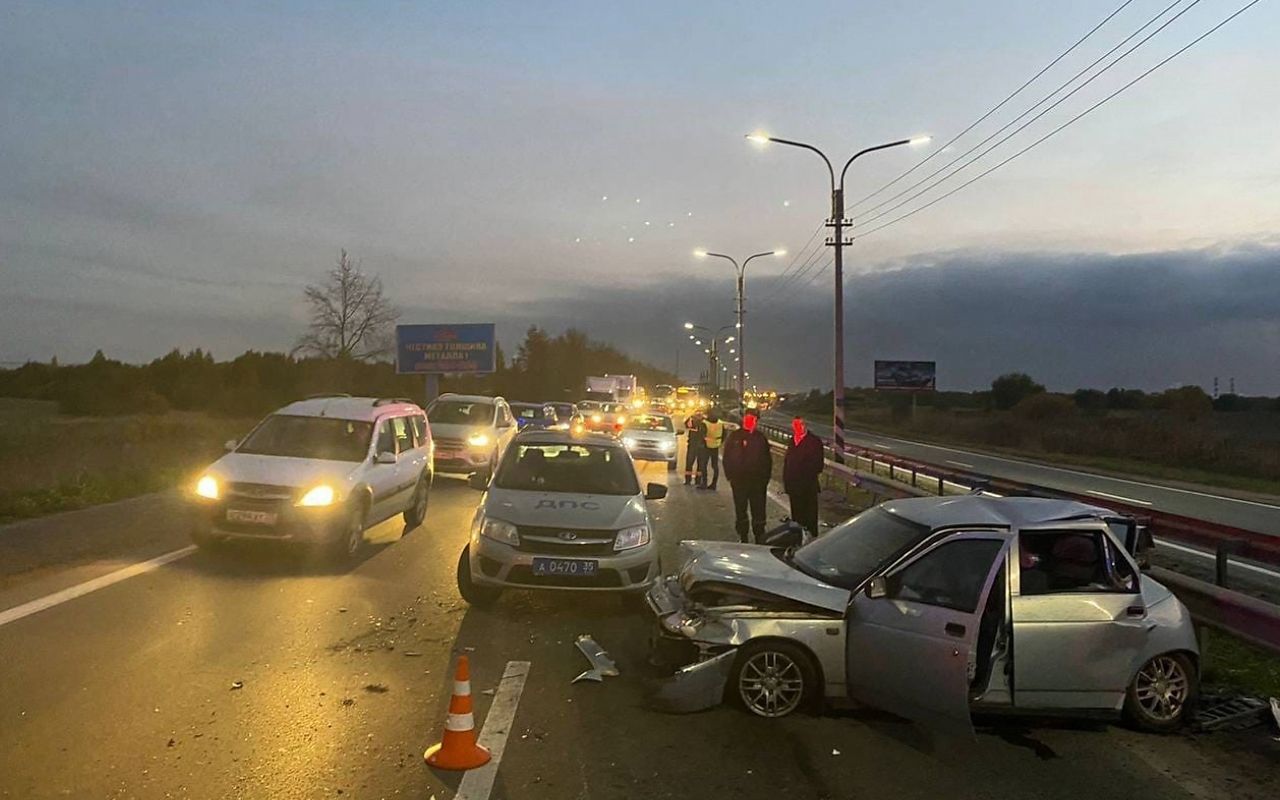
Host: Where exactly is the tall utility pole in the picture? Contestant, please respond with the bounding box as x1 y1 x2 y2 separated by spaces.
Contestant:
694 248 785 415
684 321 735 402
747 132 928 461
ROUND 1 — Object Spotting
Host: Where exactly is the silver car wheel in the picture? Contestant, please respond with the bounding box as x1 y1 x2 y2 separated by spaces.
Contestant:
738 650 805 718
1134 655 1190 721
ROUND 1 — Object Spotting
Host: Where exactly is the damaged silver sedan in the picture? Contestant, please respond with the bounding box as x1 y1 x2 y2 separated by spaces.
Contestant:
647 496 1199 734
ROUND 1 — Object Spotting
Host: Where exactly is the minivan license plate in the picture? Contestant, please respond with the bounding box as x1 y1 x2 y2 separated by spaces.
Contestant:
227 509 276 525
531 557 598 577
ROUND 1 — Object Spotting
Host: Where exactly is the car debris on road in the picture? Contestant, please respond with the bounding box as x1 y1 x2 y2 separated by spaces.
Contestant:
572 634 620 683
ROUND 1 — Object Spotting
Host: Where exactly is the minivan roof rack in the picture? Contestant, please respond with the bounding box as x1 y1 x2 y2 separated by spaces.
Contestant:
372 396 415 406
306 392 352 400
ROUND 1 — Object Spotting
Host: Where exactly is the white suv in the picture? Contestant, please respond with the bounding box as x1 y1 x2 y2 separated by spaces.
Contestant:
426 393 518 478
190 395 433 561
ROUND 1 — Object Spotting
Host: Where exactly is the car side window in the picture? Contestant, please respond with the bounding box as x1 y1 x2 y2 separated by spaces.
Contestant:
375 420 397 455
888 538 1004 613
1019 531 1134 595
391 416 413 453
410 414 427 445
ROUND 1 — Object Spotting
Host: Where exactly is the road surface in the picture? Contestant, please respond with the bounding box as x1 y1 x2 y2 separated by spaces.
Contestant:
764 411 1280 535
1 444 1275 799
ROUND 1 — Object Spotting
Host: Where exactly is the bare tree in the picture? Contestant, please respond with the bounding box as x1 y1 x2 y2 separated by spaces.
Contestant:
293 250 400 361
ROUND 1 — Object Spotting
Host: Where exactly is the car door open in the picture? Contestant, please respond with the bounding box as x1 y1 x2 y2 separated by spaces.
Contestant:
845 531 1011 735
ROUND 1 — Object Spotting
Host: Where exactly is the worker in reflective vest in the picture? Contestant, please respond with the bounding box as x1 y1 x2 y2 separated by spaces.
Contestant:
700 410 725 490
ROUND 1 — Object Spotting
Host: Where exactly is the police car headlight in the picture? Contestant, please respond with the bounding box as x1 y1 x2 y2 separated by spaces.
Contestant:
480 516 520 546
614 523 650 551
622 437 638 449
194 475 219 500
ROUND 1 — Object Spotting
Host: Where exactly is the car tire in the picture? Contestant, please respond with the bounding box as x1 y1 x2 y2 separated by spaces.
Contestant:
457 545 501 608
327 504 367 565
729 640 819 718
403 475 430 529
1123 651 1197 733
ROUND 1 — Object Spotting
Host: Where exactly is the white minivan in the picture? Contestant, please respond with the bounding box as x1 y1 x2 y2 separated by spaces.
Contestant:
190 395 433 561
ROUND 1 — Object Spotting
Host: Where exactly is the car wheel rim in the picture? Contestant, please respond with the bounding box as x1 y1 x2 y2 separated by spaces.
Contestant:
739 651 804 717
1134 655 1189 721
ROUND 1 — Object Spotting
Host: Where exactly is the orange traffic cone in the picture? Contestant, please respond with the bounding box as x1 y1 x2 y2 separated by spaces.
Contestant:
424 655 491 770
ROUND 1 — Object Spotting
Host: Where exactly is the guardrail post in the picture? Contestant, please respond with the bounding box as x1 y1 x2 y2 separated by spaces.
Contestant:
1214 540 1244 588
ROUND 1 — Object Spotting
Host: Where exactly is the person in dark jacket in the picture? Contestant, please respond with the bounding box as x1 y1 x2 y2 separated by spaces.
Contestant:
682 411 707 486
783 416 824 536
722 411 773 543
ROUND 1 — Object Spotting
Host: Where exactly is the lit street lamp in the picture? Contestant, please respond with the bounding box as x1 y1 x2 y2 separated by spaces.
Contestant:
748 131 928 461
694 248 785 414
682 322 735 399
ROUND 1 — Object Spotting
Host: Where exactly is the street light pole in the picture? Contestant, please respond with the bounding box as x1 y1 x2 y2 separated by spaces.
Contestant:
747 132 928 462
694 248 784 416
683 321 735 402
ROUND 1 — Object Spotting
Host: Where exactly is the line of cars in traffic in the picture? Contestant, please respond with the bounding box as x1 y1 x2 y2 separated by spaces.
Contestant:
187 390 1200 734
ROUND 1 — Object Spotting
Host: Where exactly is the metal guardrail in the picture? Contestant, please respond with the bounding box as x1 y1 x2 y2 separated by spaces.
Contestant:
759 421 1280 654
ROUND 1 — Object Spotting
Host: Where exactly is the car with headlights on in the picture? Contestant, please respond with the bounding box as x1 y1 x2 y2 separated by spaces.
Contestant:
456 429 667 606
647 496 1197 733
427 393 517 479
621 413 678 470
189 395 432 562
579 400 627 434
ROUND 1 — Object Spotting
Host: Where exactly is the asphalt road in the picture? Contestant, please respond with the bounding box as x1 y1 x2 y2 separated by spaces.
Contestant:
1 443 1275 799
763 411 1280 535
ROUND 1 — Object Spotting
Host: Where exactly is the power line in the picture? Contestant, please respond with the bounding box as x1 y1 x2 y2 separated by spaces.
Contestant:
853 0 1197 226
847 0 1140 212
853 0 1265 241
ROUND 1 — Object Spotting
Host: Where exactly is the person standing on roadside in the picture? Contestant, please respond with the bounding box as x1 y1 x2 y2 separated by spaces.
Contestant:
682 410 707 486
722 411 772 542
783 416 824 537
700 409 725 490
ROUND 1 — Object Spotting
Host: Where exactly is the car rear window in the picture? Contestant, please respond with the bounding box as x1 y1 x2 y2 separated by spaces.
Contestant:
493 443 639 496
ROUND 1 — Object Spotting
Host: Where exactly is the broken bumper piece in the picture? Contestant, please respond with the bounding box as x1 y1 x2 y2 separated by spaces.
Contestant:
646 649 737 713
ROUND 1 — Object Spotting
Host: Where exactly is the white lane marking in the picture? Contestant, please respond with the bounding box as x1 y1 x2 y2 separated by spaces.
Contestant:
765 488 788 511
945 459 975 469
846 434 1280 511
0 545 197 629
1086 490 1153 507
870 442 895 450
455 660 531 800
1153 537 1280 581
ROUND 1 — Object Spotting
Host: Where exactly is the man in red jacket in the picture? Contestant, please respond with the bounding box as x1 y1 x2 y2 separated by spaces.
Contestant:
783 416 824 537
722 411 773 543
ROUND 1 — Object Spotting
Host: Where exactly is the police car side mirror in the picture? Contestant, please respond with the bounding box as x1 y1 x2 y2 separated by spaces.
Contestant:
865 576 888 599
468 472 489 490
224 439 238 451
676 429 685 435
644 483 667 501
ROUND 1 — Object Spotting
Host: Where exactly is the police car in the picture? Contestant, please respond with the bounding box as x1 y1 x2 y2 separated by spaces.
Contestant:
457 429 667 605
190 395 432 561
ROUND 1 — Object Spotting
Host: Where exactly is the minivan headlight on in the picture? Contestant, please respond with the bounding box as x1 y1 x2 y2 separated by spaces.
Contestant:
297 485 336 507
614 523 651 551
480 516 519 546
467 432 491 448
195 475 219 500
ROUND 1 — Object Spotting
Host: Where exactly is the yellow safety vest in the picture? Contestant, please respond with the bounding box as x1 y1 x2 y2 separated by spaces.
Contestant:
703 420 725 449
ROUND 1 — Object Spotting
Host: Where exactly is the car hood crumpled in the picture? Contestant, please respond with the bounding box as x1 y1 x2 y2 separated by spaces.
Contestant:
484 488 645 530
676 540 850 613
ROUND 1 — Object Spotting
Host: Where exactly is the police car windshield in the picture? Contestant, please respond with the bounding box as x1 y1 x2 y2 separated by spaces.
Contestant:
237 415 373 462
494 443 640 495
624 416 673 432
428 400 495 425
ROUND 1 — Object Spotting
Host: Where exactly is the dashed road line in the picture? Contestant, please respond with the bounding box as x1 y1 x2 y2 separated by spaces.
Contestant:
1086 489 1153 507
0 545 197 629
945 459 975 469
455 660 531 800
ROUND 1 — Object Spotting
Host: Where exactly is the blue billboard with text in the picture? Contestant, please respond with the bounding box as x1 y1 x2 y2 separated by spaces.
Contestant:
396 323 496 375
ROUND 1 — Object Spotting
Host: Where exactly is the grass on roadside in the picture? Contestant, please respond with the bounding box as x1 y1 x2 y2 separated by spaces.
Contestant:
1200 629 1280 699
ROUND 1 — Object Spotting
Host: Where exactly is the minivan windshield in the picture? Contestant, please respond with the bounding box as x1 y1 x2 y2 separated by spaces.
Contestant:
493 443 640 495
791 507 927 589
236 415 373 462
428 400 495 425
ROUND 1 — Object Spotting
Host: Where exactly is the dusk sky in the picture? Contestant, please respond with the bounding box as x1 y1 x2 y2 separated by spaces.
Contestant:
2 1 1278 392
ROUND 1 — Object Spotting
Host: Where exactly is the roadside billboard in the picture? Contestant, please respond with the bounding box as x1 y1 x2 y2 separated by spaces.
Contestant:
874 360 936 391
396 323 496 374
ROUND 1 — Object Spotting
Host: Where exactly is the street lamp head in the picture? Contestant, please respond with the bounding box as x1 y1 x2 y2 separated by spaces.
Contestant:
772 248 787 257
683 322 695 329
746 132 771 146
693 248 708 258
694 339 702 346
909 135 932 146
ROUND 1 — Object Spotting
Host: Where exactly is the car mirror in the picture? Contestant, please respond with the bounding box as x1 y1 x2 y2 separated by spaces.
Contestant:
644 483 668 501
468 472 489 490
866 576 888 599
676 429 685 436
375 451 397 465
224 439 238 451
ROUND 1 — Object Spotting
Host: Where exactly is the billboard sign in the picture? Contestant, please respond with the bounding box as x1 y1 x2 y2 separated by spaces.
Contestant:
396 323 496 375
874 360 936 391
